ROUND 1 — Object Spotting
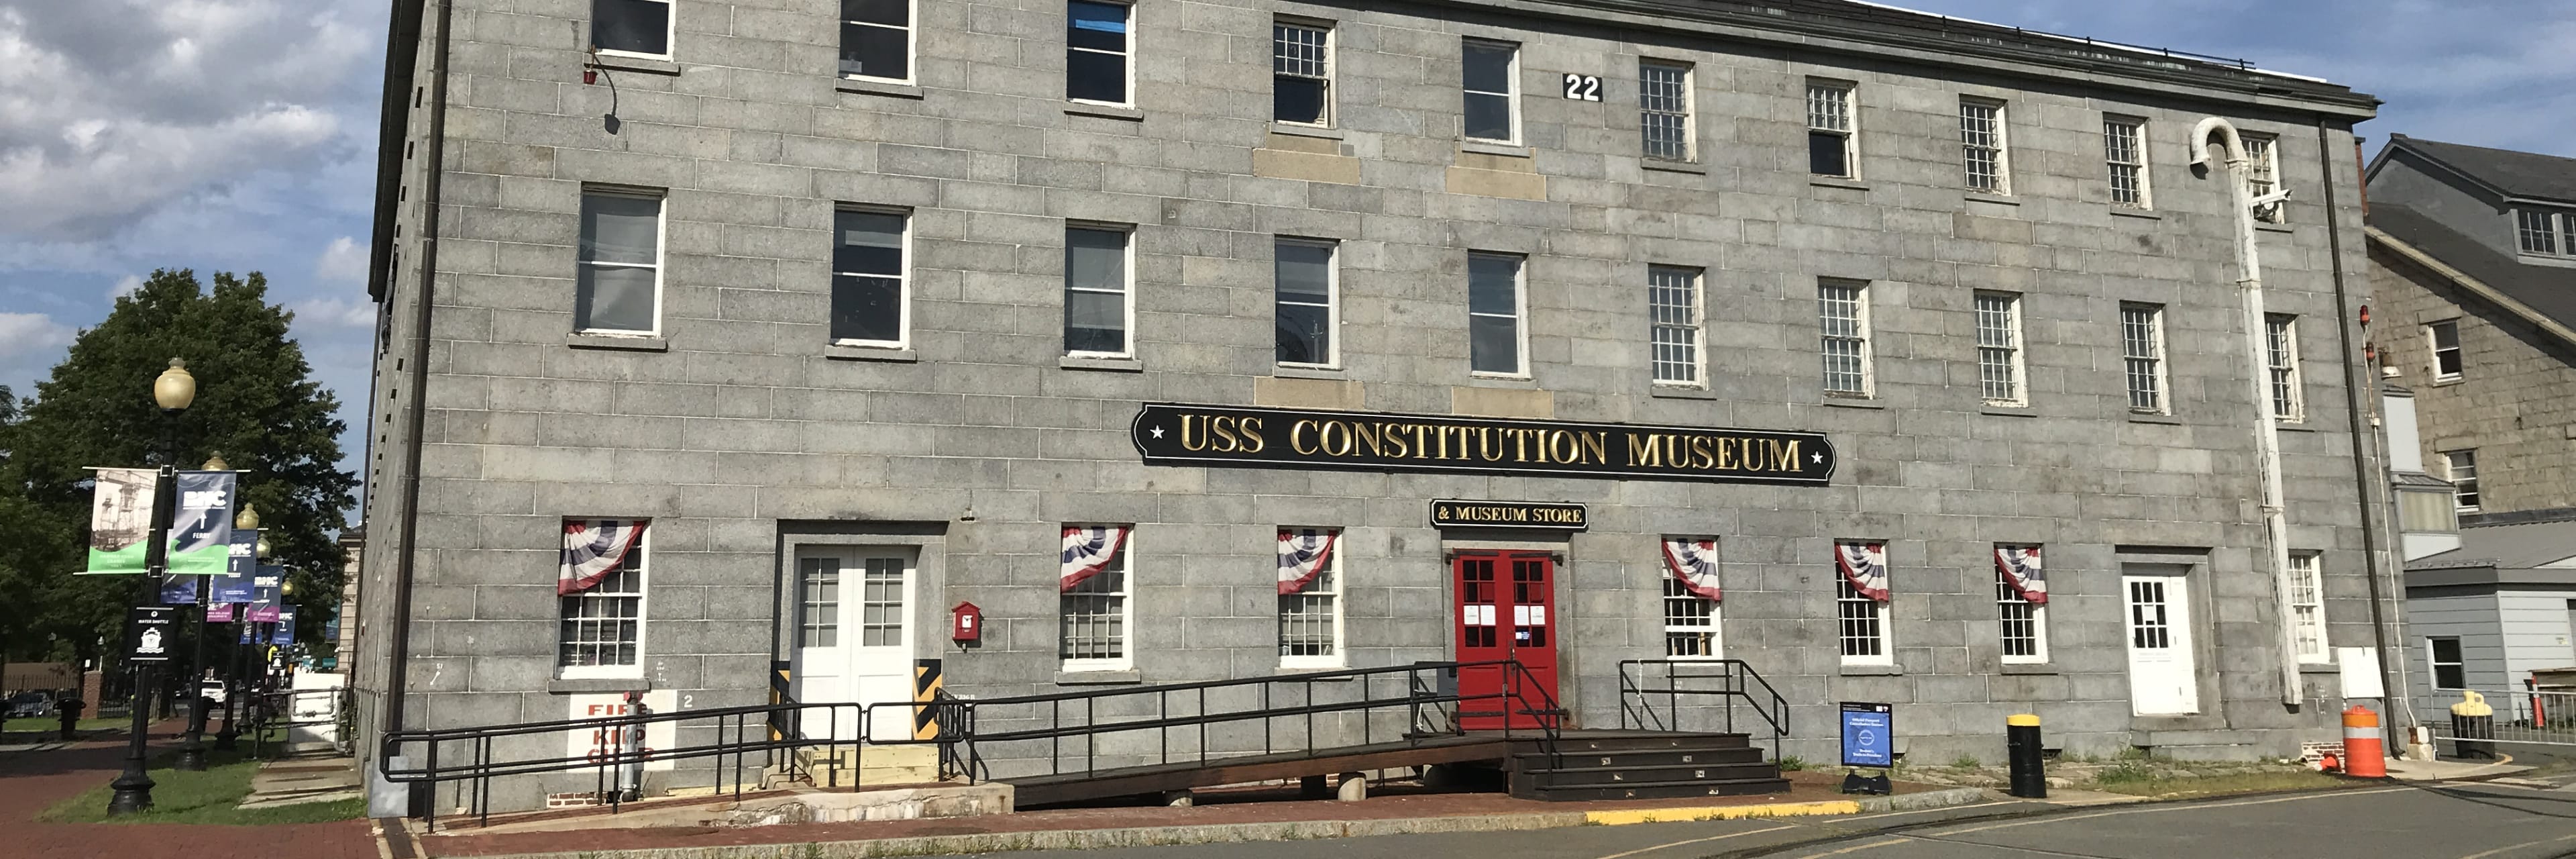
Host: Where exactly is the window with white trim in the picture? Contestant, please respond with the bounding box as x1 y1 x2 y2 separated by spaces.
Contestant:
1818 280 1871 396
1065 1 1132 105
2120 303 2167 413
1064 225 1133 357
840 0 912 81
1662 574 1720 658
1807 81 1855 178
1837 574 1890 666
1278 530 1342 668
2430 319 2463 381
833 207 908 348
2244 134 2283 223
2444 449 2480 512
1974 291 2023 405
559 521 646 676
1648 266 1702 385
2265 314 2302 421
592 0 672 58
1275 238 1336 366
2428 636 2464 689
1468 252 1525 376
576 189 664 335
1460 39 1519 143
1639 60 1692 162
2104 116 2149 207
1959 99 2009 193
798 554 839 648
1060 527 1131 670
1273 20 1332 125
2288 552 2327 663
1994 547 2045 664
2516 208 2571 256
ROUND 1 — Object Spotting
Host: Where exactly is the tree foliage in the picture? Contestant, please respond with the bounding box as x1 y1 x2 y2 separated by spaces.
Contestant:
3 270 358 665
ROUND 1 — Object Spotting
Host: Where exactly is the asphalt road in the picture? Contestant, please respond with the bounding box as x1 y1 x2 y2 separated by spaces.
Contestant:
972 777 2576 859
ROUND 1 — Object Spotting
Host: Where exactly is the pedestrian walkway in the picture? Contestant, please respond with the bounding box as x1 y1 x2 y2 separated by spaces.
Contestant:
240 756 365 811
2383 754 2533 783
0 719 373 859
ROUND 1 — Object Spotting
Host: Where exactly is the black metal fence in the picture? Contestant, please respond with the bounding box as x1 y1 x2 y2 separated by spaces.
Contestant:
1615 658 1790 758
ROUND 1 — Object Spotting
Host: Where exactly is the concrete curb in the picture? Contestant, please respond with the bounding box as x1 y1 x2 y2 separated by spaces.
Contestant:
442 789 1995 859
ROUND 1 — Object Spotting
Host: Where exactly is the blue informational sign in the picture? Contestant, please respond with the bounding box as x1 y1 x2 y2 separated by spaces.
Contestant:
271 608 297 645
227 529 260 576
1840 701 1895 768
211 570 256 604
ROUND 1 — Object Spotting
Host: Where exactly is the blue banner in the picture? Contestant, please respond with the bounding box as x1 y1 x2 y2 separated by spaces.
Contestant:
1840 702 1894 768
270 608 297 645
211 568 256 603
227 529 259 576
167 471 236 576
158 574 199 605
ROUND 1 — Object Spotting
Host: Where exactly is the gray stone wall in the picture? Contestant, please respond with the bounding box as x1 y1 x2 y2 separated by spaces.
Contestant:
2367 240 2576 517
360 0 2390 807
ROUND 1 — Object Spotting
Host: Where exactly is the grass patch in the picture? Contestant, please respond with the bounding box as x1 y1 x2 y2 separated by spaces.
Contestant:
1776 755 1807 772
2087 769 2350 799
37 730 362 826
1950 755 1982 769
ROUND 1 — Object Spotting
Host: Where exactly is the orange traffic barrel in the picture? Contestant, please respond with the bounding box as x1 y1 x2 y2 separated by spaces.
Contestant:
2342 705 2386 778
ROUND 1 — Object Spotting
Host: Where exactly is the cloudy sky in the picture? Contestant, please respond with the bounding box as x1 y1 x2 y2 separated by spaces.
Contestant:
1 0 2571 499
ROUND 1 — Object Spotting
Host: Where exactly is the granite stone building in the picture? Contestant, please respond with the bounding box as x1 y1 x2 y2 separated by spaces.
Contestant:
352 0 2396 809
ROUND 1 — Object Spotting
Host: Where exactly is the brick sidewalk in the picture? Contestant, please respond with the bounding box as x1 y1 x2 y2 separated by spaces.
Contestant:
0 719 376 859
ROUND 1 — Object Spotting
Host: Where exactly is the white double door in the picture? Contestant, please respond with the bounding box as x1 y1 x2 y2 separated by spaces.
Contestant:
792 546 918 742
2121 568 2201 716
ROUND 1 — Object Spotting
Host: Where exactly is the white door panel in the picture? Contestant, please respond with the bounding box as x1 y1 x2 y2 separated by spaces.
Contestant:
2123 572 2200 715
792 546 918 742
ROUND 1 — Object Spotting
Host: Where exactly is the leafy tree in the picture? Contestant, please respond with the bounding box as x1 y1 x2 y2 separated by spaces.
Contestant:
5 270 358 670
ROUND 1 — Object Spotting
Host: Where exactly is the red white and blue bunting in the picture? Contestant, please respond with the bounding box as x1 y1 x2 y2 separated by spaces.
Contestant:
1835 542 1890 603
559 519 644 596
1277 529 1338 595
1061 525 1130 592
1660 538 1723 601
1995 545 2046 605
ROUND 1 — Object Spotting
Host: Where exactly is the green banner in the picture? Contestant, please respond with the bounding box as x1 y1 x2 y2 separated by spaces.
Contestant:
82 468 235 576
83 468 155 575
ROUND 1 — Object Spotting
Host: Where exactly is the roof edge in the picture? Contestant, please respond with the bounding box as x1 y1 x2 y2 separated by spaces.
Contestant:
2366 225 2576 351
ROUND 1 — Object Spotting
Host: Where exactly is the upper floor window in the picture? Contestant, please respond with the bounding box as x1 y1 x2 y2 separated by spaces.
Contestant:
832 207 908 348
1639 60 1692 162
1273 21 1332 125
2517 208 2569 256
1468 252 1526 376
1275 238 1337 366
1648 266 1702 385
2265 314 2302 421
1959 99 2010 193
1066 1 1132 106
1807 81 1856 178
1974 291 2024 406
2120 303 2167 413
840 0 912 81
592 0 672 58
1064 225 1133 357
1817 280 1871 397
2444 449 2480 512
576 189 664 336
2104 117 2149 207
1460 40 1519 143
2429 319 2463 381
2244 134 2284 223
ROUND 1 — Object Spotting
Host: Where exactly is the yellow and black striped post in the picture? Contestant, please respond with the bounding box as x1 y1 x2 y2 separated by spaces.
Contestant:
768 661 793 741
912 660 944 740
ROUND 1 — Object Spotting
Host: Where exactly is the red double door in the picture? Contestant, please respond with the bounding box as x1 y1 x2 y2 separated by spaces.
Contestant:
1453 551 1561 730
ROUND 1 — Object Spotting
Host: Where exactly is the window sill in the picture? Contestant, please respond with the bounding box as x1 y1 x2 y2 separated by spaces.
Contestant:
2110 207 2163 220
1643 160 1707 175
2127 413 2182 425
2298 662 2341 674
1649 385 1717 400
568 333 669 352
826 344 918 362
2429 378 2463 387
1055 670 1142 686
1272 364 1344 380
837 78 924 99
1061 355 1144 372
2255 223 2294 234
1839 664 1902 676
1464 372 1537 386
588 55 680 77
1998 664 2057 676
1809 176 1868 191
2275 421 2314 432
1980 405 2035 417
1458 140 1532 158
1821 397 1883 409
551 676 650 693
1277 666 1352 678
1270 123 1342 140
1065 103 1144 121
1965 192 2020 206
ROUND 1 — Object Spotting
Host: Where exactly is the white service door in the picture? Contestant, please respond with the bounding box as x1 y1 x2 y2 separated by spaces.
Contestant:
791 546 918 742
2122 572 2200 715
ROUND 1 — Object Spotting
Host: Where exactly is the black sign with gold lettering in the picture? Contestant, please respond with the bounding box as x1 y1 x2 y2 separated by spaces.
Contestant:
1432 500 1589 530
1128 403 1835 485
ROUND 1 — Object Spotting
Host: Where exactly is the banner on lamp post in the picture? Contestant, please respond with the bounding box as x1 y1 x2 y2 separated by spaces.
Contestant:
226 529 258 577
83 468 156 574
248 565 283 622
207 603 235 623
158 574 199 605
270 607 297 646
167 471 235 577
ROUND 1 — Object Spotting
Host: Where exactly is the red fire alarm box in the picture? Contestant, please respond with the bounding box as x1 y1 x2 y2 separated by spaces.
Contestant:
951 602 982 643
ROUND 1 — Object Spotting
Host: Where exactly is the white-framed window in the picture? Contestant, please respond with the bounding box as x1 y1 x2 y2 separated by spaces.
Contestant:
2265 314 2302 421
2120 303 2167 413
2516 208 2570 256
1959 99 2010 193
559 521 647 678
1648 266 1703 386
1460 39 1519 143
2428 636 2465 689
1060 525 1132 671
1974 291 2024 405
1836 574 1891 666
1468 251 1526 376
1063 224 1133 357
2429 319 2463 381
1639 60 1692 162
1807 81 1856 178
1662 550 1721 658
832 206 909 348
2104 116 2149 207
1065 1 1133 106
840 0 912 82
1273 19 1332 126
2444 449 2480 512
592 0 672 58
798 553 839 648
2243 134 2283 223
576 189 664 336
1278 529 1342 669
2288 552 2327 664
1275 238 1337 366
1994 548 2045 664
1818 279 1872 396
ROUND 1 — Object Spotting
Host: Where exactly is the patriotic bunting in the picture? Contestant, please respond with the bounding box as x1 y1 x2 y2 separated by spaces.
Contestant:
1660 538 1723 601
1995 545 2046 605
1835 542 1890 603
1061 525 1130 591
560 519 645 596
1277 529 1338 595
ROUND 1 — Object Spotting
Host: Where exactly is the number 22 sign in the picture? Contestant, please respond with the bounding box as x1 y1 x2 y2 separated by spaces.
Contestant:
1562 74 1601 101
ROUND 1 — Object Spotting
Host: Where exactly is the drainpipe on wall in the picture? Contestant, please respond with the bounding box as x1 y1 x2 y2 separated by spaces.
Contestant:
2318 124 2413 733
2193 117 2302 708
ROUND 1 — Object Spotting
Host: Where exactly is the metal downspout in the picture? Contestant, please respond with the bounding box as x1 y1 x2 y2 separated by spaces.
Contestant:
385 0 454 738
2320 126 2412 731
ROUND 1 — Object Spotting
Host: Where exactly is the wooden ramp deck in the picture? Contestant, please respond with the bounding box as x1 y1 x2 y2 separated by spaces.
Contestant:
1004 735 1513 807
1001 730 1784 807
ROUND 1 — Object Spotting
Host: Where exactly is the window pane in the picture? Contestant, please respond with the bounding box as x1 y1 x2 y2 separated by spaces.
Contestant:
841 21 910 79
1467 254 1519 315
592 0 669 55
1275 77 1327 125
1463 93 1511 142
1065 291 1127 353
843 0 906 26
1470 315 1518 373
1275 242 1331 300
582 195 661 265
1066 228 1126 289
1067 50 1128 103
832 275 904 343
1277 303 1331 365
1462 42 1513 94
1067 1 1128 51
1809 132 1849 176
578 265 657 332
2431 637 2461 662
835 211 904 276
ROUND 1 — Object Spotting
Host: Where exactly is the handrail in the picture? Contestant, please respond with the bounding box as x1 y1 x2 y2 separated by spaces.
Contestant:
1615 659 1789 759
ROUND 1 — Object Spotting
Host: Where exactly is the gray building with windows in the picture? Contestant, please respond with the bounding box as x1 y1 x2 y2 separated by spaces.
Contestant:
353 0 2396 811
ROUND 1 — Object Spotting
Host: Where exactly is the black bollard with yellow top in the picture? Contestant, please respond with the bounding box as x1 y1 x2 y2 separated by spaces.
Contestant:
2006 713 2047 798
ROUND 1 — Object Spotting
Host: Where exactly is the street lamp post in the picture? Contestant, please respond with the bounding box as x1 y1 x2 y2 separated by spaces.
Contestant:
108 358 195 817
215 507 260 752
174 454 230 771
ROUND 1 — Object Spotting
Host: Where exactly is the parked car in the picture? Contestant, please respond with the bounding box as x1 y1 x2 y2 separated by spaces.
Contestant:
5 691 54 719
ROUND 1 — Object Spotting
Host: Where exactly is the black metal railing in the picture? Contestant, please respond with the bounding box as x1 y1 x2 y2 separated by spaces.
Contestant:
1615 659 1789 758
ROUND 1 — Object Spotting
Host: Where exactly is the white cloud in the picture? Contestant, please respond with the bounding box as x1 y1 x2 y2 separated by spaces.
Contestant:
314 235 367 284
106 273 141 300
0 311 72 357
291 296 375 330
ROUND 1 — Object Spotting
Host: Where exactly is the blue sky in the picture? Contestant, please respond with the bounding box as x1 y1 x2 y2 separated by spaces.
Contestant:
0 0 2569 498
